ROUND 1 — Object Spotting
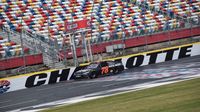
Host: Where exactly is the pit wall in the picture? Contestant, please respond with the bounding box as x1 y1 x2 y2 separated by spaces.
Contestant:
1 42 200 94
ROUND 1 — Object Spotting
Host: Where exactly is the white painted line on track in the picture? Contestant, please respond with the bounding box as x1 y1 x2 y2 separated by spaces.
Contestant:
20 109 44 112
67 82 105 90
102 80 133 87
8 109 44 112
0 100 11 104
37 84 68 91
0 99 37 109
37 82 96 91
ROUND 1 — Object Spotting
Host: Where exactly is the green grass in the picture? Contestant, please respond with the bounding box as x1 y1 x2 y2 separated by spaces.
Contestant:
42 78 200 112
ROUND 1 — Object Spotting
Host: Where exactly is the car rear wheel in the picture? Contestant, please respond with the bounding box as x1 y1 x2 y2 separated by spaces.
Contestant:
114 69 119 74
89 73 97 79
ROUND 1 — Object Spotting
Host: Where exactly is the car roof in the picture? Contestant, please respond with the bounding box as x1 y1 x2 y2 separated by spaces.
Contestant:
89 60 114 65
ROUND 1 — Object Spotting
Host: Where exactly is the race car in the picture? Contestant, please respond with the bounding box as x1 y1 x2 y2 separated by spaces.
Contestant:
73 60 124 79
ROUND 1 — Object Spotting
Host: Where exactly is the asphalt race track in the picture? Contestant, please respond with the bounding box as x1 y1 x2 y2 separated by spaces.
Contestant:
1 56 200 112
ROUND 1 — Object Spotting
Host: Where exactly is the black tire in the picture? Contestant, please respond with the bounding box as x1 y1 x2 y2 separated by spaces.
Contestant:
89 73 97 79
114 68 119 74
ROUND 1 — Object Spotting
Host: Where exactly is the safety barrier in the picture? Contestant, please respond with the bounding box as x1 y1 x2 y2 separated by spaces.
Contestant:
1 42 200 94
0 54 43 70
82 26 200 56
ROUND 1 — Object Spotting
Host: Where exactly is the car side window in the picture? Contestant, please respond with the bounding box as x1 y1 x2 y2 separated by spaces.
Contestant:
114 60 122 66
100 62 108 67
107 61 115 67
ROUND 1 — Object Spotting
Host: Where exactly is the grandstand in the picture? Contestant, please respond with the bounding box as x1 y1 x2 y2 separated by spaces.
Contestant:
0 0 200 76
0 35 29 59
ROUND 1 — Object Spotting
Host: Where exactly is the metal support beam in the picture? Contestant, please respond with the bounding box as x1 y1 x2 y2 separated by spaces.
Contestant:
70 34 78 66
20 22 27 73
88 38 93 62
82 31 89 62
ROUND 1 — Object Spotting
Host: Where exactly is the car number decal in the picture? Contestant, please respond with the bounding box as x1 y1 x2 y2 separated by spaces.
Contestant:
101 66 109 74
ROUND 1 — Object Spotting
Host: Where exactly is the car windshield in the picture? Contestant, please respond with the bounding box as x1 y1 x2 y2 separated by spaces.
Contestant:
86 63 99 69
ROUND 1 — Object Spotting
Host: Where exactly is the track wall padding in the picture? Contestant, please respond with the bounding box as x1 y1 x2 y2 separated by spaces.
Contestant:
1 42 200 93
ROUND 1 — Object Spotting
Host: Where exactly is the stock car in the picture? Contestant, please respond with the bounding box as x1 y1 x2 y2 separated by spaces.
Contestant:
73 61 124 79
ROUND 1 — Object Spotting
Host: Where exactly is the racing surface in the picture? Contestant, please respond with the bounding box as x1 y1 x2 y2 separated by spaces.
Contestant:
1 56 200 112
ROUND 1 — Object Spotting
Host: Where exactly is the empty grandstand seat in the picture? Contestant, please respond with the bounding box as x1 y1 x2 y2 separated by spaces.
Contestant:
0 0 199 50
0 36 29 59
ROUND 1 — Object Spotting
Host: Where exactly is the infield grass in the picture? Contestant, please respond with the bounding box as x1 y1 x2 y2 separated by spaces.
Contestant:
42 78 200 112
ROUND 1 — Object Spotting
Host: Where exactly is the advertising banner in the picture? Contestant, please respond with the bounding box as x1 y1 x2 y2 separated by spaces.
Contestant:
1 42 200 94
65 19 90 32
